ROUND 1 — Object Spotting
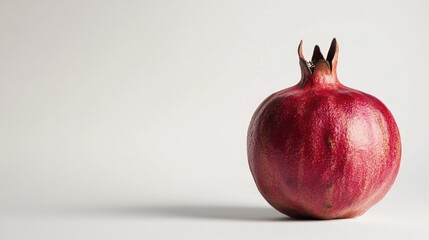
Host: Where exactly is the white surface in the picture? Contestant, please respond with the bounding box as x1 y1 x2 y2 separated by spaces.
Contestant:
1 0 428 239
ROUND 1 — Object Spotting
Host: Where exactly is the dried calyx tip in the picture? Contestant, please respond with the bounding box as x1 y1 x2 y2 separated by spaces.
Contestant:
326 38 338 68
298 40 304 59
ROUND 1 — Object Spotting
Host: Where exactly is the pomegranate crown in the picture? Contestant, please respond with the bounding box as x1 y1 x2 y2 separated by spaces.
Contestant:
298 38 339 86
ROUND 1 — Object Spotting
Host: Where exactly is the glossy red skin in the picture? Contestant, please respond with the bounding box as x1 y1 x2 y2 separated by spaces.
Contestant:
247 79 401 219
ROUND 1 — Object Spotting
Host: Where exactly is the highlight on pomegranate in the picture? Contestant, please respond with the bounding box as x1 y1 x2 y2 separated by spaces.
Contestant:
247 38 401 220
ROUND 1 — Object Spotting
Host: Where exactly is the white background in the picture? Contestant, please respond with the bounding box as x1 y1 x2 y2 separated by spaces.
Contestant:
1 0 428 239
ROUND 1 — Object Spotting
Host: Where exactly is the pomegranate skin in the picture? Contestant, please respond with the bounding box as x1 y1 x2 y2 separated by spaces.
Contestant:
247 39 401 219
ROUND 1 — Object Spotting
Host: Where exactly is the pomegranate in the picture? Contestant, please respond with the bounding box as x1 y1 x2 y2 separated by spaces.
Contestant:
247 39 401 219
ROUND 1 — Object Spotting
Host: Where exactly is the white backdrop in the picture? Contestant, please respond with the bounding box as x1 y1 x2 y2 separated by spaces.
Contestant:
1 0 428 239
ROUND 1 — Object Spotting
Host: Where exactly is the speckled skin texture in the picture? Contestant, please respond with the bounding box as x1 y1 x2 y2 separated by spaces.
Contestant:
247 39 401 219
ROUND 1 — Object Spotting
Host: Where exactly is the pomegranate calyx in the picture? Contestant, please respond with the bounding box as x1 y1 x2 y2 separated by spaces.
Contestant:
298 38 339 87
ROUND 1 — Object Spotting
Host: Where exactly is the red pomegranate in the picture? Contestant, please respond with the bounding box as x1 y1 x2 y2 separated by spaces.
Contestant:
247 39 401 219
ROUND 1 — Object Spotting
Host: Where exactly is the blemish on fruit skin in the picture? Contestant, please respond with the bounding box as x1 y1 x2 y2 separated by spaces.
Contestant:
327 137 334 148
325 183 334 213
247 38 401 220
